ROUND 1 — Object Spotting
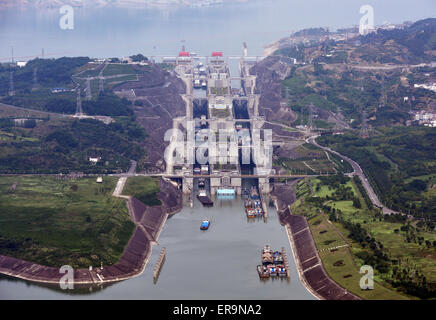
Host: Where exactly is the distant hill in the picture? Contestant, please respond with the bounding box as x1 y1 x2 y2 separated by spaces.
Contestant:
352 18 436 64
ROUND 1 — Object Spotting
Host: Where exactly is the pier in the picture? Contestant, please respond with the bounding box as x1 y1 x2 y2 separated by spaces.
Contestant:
281 247 290 279
153 247 166 283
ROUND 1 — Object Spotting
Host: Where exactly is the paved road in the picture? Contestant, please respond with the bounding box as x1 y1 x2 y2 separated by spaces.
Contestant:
307 135 398 215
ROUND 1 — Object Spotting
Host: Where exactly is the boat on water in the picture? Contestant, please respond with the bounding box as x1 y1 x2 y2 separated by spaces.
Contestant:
257 265 270 279
200 219 210 230
262 245 272 254
198 178 206 189
267 264 278 277
197 190 214 207
277 265 287 277
261 252 274 265
257 245 289 280
254 208 263 217
246 209 256 218
244 198 252 208
273 251 284 264
193 79 201 88
250 187 260 200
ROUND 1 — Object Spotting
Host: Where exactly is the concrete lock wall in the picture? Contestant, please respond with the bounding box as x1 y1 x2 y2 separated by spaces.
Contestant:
182 177 194 194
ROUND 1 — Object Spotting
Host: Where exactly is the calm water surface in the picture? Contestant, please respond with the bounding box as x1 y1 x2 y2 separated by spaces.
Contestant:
0 0 434 60
0 193 315 300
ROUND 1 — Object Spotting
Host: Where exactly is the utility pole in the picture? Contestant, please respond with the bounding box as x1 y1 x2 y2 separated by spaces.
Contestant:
9 71 15 96
86 77 92 100
308 103 314 131
379 72 387 108
99 76 104 94
76 88 83 116
32 67 38 91
360 109 369 138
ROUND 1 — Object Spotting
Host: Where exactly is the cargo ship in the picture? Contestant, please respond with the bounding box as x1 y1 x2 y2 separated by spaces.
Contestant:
197 190 213 207
244 187 263 218
257 245 289 280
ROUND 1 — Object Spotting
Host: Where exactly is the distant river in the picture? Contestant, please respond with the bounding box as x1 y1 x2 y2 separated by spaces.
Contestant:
0 0 434 61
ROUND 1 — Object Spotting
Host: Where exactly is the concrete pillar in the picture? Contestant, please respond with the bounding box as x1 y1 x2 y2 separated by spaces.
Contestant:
182 177 193 194
258 177 270 194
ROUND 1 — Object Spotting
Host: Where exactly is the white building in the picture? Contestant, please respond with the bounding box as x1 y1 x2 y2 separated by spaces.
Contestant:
89 157 101 163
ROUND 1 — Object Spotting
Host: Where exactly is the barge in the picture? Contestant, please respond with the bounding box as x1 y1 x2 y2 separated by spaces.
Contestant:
257 245 289 280
244 187 264 218
197 190 214 207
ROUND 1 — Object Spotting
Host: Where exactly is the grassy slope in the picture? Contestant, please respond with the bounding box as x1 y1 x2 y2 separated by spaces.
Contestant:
308 215 408 300
293 178 411 299
0 176 134 269
122 177 161 206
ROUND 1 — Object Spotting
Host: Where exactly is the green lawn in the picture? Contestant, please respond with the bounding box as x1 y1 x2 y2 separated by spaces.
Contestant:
308 215 409 299
0 176 134 269
123 176 161 206
103 64 136 76
293 178 418 299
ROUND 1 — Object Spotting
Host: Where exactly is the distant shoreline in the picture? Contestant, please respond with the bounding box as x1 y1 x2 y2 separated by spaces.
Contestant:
0 0 251 10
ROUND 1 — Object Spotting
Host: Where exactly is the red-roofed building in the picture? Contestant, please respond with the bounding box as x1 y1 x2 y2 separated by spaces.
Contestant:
179 51 190 57
212 52 223 57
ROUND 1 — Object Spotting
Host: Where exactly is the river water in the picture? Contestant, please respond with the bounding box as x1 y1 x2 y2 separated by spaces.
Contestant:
0 0 434 61
0 185 315 300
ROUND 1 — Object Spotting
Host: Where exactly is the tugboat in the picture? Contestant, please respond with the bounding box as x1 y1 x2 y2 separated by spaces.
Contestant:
257 265 270 279
246 209 256 218
200 219 210 230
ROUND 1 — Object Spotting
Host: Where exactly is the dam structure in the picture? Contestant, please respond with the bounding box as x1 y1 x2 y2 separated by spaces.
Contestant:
164 51 272 196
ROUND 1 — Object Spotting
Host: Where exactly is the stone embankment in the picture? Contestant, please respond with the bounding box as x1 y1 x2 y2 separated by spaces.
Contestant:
0 178 183 286
271 182 361 300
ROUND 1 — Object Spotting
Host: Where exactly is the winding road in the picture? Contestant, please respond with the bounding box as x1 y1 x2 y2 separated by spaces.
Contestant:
306 135 397 215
